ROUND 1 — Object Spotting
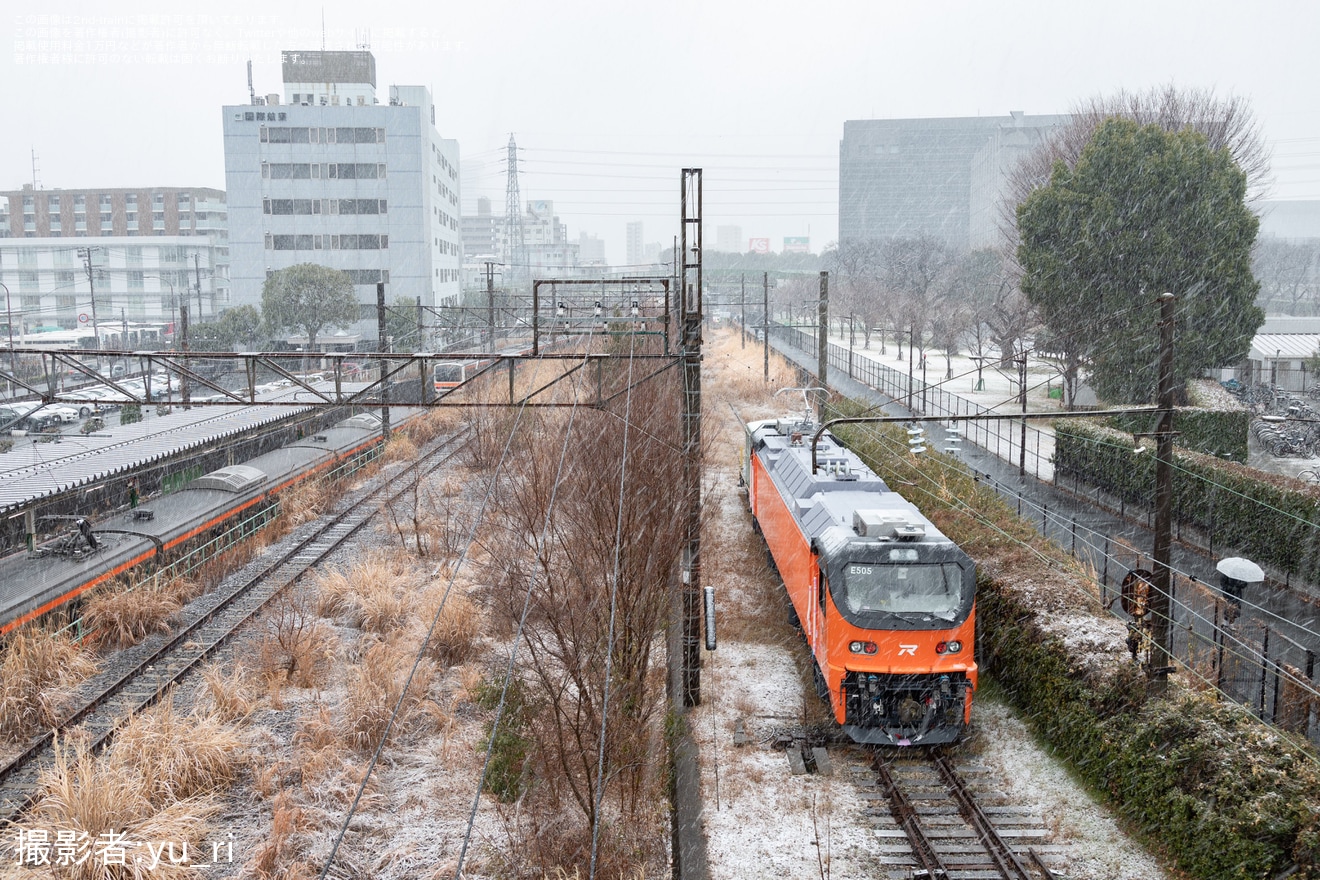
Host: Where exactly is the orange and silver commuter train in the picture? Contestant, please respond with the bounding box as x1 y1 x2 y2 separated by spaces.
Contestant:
742 411 977 746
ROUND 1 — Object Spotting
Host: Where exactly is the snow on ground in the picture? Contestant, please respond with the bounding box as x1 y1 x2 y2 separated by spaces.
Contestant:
972 696 1172 879
692 641 881 878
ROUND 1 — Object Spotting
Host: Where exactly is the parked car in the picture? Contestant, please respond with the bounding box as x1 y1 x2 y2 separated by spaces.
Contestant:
0 404 58 433
45 405 82 424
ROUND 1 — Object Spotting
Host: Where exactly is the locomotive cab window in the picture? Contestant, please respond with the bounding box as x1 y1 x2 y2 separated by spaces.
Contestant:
842 562 964 620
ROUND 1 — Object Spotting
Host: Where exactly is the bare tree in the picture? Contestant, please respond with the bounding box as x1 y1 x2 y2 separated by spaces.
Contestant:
881 234 954 359
826 239 890 350
480 362 685 875
1254 237 1320 316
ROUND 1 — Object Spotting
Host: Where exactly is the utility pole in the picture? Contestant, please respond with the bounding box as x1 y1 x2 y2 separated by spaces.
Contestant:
907 326 915 411
179 302 191 408
817 271 828 419
377 281 390 440
485 260 496 348
762 272 769 383
78 247 101 366
416 295 430 405
1150 292 1177 682
1018 354 1028 477
193 253 203 322
415 295 424 349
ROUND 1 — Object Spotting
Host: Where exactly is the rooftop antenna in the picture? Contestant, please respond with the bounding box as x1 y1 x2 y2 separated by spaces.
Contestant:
30 149 40 190
322 8 326 51
247 59 255 105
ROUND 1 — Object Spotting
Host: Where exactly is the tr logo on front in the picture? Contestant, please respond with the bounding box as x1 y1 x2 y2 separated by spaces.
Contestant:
897 644 917 656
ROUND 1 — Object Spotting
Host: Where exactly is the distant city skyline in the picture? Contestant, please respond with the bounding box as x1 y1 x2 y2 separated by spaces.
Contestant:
6 1 1320 267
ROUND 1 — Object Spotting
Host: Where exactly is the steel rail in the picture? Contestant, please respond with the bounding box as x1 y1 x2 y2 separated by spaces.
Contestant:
931 751 1033 880
0 428 468 823
872 753 949 877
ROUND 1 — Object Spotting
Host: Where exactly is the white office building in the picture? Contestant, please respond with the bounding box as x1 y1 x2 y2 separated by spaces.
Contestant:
223 50 461 330
0 186 227 336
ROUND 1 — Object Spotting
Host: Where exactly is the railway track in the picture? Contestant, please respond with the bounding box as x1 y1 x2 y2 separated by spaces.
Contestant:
0 428 469 824
869 749 1061 879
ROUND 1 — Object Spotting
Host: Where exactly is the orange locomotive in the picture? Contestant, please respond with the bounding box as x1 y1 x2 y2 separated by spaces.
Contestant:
742 411 977 746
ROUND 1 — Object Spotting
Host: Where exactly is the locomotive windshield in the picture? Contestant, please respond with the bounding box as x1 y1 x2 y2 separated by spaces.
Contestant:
841 562 965 621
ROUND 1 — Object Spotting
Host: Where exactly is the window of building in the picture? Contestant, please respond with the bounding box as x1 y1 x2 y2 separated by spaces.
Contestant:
124 247 143 267
127 270 144 290
49 195 61 209
100 194 112 207
262 126 312 144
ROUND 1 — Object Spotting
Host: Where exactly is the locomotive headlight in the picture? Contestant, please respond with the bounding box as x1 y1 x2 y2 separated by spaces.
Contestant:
850 641 879 655
936 640 963 654
850 641 862 654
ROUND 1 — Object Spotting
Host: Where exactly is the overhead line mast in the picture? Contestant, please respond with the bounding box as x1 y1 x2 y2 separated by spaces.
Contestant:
680 168 703 708
504 134 526 286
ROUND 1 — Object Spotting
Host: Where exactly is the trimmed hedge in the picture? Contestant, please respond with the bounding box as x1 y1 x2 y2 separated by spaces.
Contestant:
980 580 1320 877
1055 420 1320 582
1105 379 1250 463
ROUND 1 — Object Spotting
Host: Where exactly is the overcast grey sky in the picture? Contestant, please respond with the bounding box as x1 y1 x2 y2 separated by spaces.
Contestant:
5 0 1319 263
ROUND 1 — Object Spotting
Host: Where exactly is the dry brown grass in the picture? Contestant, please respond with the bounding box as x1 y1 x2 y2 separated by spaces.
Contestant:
198 661 255 722
342 641 435 752
255 591 335 688
109 701 246 802
246 789 316 880
416 586 483 666
84 578 181 650
401 407 461 445
311 551 419 633
15 735 222 880
292 701 345 787
382 432 419 463
707 330 797 413
279 479 331 527
0 627 98 742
